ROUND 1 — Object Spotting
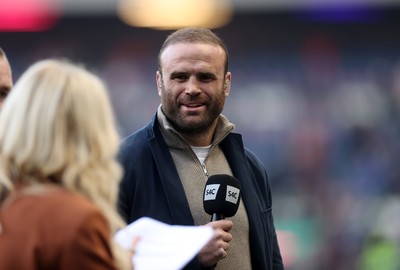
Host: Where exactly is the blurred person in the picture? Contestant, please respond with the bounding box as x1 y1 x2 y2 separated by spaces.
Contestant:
0 47 13 108
0 59 134 270
356 235 400 270
118 27 284 269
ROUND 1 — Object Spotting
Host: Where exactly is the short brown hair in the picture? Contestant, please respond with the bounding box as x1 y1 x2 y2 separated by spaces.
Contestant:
158 27 229 74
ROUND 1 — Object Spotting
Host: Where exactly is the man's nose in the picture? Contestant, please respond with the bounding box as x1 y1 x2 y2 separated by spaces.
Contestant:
185 79 201 95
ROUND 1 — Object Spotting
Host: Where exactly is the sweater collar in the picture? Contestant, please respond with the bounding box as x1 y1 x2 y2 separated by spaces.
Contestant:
156 105 235 150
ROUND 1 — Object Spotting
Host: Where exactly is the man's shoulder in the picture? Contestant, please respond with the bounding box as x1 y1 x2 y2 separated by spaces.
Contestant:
118 119 159 163
120 121 153 148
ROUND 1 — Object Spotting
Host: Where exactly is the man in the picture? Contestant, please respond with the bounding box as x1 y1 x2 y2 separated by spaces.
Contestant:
118 27 284 269
0 48 13 108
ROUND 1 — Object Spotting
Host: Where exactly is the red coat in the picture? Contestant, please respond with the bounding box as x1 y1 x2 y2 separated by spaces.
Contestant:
0 185 117 270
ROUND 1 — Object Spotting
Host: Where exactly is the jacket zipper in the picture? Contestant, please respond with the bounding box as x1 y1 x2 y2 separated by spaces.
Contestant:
201 163 209 177
193 130 230 179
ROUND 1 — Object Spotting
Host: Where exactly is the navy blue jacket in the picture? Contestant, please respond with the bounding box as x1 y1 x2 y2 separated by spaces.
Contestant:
118 114 284 270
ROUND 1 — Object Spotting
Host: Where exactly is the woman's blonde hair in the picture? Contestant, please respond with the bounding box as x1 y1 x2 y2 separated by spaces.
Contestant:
0 59 125 232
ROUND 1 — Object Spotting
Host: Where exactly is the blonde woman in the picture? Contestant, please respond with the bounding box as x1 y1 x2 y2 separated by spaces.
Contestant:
0 59 133 269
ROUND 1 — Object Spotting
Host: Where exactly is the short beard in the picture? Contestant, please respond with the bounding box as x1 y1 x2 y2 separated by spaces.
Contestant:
161 88 225 135
164 105 222 135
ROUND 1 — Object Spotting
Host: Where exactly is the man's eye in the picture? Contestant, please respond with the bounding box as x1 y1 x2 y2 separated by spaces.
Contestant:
173 75 188 81
199 76 214 82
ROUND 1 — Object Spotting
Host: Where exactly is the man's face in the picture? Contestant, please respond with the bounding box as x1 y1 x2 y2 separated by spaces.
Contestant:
0 56 13 108
156 43 231 135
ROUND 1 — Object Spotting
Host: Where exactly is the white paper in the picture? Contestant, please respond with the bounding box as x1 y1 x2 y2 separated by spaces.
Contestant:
114 217 214 270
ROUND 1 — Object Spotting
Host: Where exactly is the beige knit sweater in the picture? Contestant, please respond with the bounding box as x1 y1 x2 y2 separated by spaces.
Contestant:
157 106 252 269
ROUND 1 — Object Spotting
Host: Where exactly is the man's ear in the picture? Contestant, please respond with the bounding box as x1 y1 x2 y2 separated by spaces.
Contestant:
224 72 231 96
156 71 163 96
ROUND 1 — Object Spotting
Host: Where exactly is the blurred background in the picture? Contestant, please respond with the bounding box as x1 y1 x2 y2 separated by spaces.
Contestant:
2 0 400 269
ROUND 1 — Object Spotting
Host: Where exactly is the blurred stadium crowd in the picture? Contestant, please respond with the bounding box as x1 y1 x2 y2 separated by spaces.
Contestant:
2 10 400 269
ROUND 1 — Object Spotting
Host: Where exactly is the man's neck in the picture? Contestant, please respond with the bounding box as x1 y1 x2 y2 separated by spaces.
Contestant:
180 128 215 147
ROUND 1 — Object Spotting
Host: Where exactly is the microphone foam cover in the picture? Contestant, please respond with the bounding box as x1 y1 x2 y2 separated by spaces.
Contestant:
203 174 241 218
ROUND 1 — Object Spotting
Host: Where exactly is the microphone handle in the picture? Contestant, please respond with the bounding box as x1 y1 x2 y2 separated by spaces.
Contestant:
210 213 226 269
211 213 225 222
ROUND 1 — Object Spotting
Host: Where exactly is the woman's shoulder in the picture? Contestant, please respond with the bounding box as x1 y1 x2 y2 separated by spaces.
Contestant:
5 184 106 229
0 185 115 270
